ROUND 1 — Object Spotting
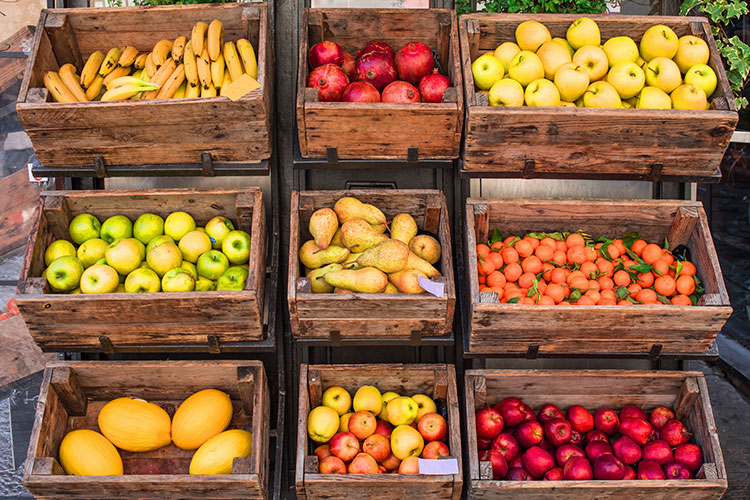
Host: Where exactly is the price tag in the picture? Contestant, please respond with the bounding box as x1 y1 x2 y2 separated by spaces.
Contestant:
418 458 459 475
418 276 444 297
28 163 47 183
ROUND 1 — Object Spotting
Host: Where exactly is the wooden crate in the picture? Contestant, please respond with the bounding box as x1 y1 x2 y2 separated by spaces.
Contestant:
288 189 455 340
296 364 463 500
24 360 270 500
296 8 463 160
465 370 727 499
459 14 738 178
15 187 267 351
464 198 731 356
16 3 272 168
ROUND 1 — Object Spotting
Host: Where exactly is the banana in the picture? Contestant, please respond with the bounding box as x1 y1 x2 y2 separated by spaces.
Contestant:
85 74 105 100
196 47 211 90
142 59 176 99
207 19 224 61
236 39 258 79
183 41 199 87
108 75 155 89
44 71 78 103
99 47 122 77
58 64 88 102
117 46 138 67
134 53 148 69
211 53 225 89
201 82 217 98
145 52 158 78
186 82 201 98
223 41 243 82
80 51 105 88
191 21 208 57
152 40 173 66
174 80 187 99
172 36 187 63
219 71 232 97
103 66 132 89
101 81 158 101
157 64 185 99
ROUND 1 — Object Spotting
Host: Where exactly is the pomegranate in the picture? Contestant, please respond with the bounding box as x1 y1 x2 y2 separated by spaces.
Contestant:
307 64 349 102
309 41 344 68
355 52 397 91
419 70 451 103
342 81 380 102
357 41 396 60
340 52 356 81
395 42 434 85
381 81 420 103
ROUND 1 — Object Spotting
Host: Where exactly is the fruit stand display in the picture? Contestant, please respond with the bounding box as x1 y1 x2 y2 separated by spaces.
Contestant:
296 364 462 500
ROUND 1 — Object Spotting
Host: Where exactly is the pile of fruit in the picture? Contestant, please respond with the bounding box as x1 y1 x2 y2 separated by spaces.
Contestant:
306 39 451 103
42 210 251 293
471 17 717 109
476 398 703 481
300 197 443 294
43 19 257 102
58 389 251 475
308 384 451 474
476 231 703 306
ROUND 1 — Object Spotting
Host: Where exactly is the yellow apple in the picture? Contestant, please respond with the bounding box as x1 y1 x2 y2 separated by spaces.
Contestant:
80 264 119 294
104 238 142 276
386 396 419 426
536 40 572 80
146 241 182 277
322 386 351 416
307 405 339 443
508 51 544 87
488 78 524 106
607 61 646 99
573 45 609 82
339 413 352 432
411 394 437 421
379 392 400 420
552 37 575 57
602 36 639 66
684 63 717 97
560 101 576 107
567 17 601 50
178 230 212 263
525 78 561 107
583 81 622 108
164 211 196 242
471 53 504 90
645 57 682 93
671 83 707 110
636 86 672 109
554 63 590 102
639 24 679 62
390 425 424 461
352 385 382 414
674 35 709 74
515 20 551 52
494 42 521 71
636 56 647 69
45 240 76 267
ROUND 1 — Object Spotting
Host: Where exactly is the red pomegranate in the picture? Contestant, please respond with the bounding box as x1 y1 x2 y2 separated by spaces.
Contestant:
340 52 356 81
355 52 397 91
307 64 349 102
382 81 420 103
342 81 380 102
309 41 344 68
357 41 396 60
419 70 451 103
395 42 434 86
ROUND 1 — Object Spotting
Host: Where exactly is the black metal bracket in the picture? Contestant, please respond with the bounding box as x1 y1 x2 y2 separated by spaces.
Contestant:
526 345 540 359
649 344 664 360
648 163 664 183
408 147 419 163
207 335 221 354
201 152 215 176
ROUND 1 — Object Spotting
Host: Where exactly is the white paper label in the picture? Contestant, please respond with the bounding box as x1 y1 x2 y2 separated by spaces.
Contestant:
418 276 444 297
28 163 47 183
418 458 459 475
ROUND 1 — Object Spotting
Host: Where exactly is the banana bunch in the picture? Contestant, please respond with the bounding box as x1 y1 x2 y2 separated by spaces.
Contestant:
42 19 259 103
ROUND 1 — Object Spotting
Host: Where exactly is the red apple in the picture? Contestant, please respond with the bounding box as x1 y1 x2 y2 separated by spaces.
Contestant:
508 456 523 469
544 418 572 446
329 431 360 462
584 429 609 447
506 467 532 481
422 440 450 459
348 411 377 440
522 446 555 479
660 420 690 447
538 404 565 424
618 417 654 446
594 408 620 436
319 455 347 474
494 398 526 427
521 404 537 422
307 64 349 102
649 406 675 431
418 413 447 442
593 454 626 480
363 433 391 462
374 420 393 440
555 443 586 467
637 460 666 480
477 437 491 451
642 439 673 465
623 465 636 480
674 443 703 473
563 456 593 480
314 444 332 461
309 41 344 68
569 430 583 446
490 432 519 463
620 405 648 421
567 405 594 433
348 452 379 474
612 435 642 465
514 421 543 448
378 464 387 473
476 407 505 441
539 438 554 451
398 456 419 474
480 449 508 479
381 453 401 471
585 440 613 462
544 467 564 480
664 461 692 479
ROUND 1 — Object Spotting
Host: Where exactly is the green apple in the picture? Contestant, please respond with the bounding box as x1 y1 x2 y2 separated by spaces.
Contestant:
146 241 182 277
45 256 84 291
645 57 682 94
583 81 622 108
133 213 164 245
164 211 196 241
205 216 236 249
524 78 561 107
640 24 679 62
508 51 544 87
162 267 196 292
493 42 521 71
566 17 600 50
178 230 212 263
536 40 572 80
79 264 118 294
488 78 525 107
76 238 108 268
104 238 142 276
100 215 133 244
671 83 707 110
552 37 575 57
124 268 160 293
471 53 504 90
216 266 249 291
146 234 175 253
95 257 107 265
181 261 198 280
197 250 230 279
222 230 251 265
674 35 709 74
515 20 551 52
603 36 639 66
684 63 717 97
554 63 590 102
572 45 608 82
45 240 76 266
195 276 216 291
68 213 101 245
607 61 646 99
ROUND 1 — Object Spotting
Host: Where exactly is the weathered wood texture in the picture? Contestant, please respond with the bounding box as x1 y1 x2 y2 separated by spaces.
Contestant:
297 9 463 159
15 188 267 351
464 370 726 499
1 27 35 94
288 190 455 339
459 14 738 177
0 167 44 256
16 3 272 168
296 364 462 500
23 360 270 500
464 198 731 355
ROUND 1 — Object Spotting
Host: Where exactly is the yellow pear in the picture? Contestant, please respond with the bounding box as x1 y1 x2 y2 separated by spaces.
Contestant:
324 267 388 293
309 208 339 250
299 240 349 269
390 213 418 244
389 269 428 294
340 219 389 252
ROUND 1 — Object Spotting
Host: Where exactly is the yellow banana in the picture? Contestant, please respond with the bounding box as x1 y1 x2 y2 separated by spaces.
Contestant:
236 39 258 79
85 74 105 100
134 53 148 69
80 51 105 88
145 52 158 78
211 53 225 89
183 41 199 87
44 71 78 103
207 19 224 61
219 71 232 97
197 47 211 90
102 81 158 101
186 82 201 98
99 47 121 77
143 59 176 99
107 75 153 89
172 36 187 63
152 40 173 66
191 21 208 57
157 64 185 99
58 63 88 102
223 41 243 82
117 46 138 67
103 66 131 89
174 80 187 99
201 82 217 98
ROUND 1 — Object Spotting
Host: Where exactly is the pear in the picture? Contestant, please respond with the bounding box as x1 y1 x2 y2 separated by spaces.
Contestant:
390 213 418 244
331 228 343 247
343 251 362 270
340 219 388 252
355 239 409 273
384 282 399 294
299 240 349 269
334 197 387 226
389 269 428 294
409 235 441 265
370 222 388 234
324 267 388 293
306 263 343 293
405 251 440 278
333 287 351 294
309 208 338 250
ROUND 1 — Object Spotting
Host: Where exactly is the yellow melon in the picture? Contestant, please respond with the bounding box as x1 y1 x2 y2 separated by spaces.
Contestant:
59 429 123 475
172 389 234 450
189 429 253 475
97 397 171 452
